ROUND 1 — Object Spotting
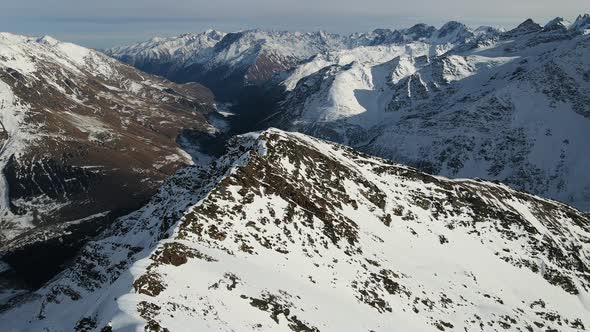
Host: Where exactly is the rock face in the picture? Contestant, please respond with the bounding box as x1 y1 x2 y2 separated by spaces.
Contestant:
0 33 217 272
266 17 590 211
1 129 588 331
571 14 590 31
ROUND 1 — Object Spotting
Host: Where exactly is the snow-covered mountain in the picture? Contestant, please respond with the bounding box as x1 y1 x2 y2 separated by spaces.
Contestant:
265 17 590 211
105 25 493 100
0 32 219 277
1 128 588 331
106 30 343 99
108 30 227 67
571 14 590 31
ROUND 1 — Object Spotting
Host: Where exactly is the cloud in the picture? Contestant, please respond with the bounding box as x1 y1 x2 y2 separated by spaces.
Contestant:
4 0 589 20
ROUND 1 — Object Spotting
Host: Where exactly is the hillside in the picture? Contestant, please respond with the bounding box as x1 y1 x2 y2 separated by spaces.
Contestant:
0 32 219 290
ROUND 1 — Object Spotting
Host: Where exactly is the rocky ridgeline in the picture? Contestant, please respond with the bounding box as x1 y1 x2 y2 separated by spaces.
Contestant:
1 129 588 331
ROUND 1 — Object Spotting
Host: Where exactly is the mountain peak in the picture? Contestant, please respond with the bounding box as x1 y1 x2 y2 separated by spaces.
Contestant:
518 18 540 27
544 17 570 31
204 28 224 35
439 21 467 32
571 13 590 31
506 18 543 36
434 21 473 43
406 23 437 39
36 35 60 46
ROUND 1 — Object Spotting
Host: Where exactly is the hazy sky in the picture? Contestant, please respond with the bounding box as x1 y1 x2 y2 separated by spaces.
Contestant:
1 0 589 48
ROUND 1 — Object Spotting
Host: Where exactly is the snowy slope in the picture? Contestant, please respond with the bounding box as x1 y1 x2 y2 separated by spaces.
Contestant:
0 32 217 246
1 129 588 331
268 17 590 211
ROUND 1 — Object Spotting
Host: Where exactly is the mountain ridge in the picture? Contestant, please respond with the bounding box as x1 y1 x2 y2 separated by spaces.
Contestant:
1 128 588 331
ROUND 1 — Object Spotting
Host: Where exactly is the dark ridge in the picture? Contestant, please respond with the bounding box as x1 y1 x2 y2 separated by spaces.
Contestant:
0 204 144 290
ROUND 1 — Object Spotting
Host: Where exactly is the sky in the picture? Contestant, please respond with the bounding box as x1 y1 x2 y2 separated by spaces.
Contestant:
1 0 589 48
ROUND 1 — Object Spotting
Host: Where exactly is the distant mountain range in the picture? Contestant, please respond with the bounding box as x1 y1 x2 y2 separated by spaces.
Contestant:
107 15 590 211
104 21 499 99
